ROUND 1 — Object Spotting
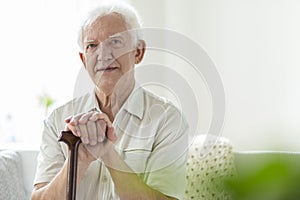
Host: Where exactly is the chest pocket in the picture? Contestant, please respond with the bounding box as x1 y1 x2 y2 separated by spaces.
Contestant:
114 125 155 174
123 149 151 173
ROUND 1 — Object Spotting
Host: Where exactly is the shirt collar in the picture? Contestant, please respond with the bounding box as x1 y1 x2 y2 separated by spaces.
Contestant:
84 83 144 120
83 91 101 113
121 83 144 120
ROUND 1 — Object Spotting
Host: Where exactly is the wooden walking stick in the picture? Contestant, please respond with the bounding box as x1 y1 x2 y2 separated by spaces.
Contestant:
58 130 82 200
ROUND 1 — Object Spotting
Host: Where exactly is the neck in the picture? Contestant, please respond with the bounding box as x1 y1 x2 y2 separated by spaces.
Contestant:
95 80 135 121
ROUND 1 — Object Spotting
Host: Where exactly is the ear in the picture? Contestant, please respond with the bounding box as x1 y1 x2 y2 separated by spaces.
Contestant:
134 40 146 64
79 52 86 68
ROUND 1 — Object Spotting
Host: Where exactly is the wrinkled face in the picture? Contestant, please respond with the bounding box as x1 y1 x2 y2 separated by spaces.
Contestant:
80 13 138 94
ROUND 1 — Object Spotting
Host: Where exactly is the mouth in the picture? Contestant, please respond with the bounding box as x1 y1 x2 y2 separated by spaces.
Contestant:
98 66 118 72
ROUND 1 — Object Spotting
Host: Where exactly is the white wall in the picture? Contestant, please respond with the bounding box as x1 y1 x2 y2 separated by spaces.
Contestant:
0 0 81 147
1 0 299 151
130 0 300 151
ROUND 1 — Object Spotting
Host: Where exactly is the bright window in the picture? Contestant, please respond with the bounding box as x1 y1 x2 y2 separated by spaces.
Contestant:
0 0 85 149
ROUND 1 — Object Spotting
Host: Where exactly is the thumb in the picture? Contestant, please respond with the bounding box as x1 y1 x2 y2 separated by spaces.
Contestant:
106 127 117 142
65 116 72 123
64 123 79 137
65 116 76 126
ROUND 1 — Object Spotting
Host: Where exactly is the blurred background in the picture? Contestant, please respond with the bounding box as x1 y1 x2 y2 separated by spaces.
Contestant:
0 0 299 151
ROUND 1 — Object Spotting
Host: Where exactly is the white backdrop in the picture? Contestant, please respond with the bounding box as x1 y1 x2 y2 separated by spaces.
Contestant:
130 0 300 151
0 0 299 151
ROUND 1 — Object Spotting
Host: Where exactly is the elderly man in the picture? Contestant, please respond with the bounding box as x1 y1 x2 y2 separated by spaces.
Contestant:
32 2 188 200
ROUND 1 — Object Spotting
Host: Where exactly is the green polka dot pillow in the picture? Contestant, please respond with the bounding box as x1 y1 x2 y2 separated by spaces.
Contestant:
184 135 235 200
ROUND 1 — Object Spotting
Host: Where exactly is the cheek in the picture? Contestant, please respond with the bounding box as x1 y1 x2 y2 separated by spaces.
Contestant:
85 53 98 72
118 54 135 72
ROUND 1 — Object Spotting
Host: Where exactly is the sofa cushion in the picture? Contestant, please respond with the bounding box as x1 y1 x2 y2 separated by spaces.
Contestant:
184 135 236 200
0 150 26 200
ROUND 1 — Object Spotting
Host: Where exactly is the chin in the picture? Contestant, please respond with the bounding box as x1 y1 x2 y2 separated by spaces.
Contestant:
96 82 116 94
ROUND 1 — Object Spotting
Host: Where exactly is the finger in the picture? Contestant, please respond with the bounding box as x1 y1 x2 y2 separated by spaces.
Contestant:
71 112 85 126
86 120 97 146
96 120 106 142
64 122 78 136
90 113 112 127
78 124 89 144
78 112 94 124
65 116 77 127
65 116 73 123
64 124 71 131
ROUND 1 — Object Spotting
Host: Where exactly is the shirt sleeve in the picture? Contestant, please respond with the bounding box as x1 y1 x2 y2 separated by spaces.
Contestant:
33 109 67 185
143 106 189 200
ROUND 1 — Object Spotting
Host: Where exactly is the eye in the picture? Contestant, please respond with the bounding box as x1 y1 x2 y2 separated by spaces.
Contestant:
86 43 98 50
110 38 124 48
111 39 121 44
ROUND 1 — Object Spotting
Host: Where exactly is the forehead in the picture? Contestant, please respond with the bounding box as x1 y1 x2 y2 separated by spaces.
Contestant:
84 13 128 40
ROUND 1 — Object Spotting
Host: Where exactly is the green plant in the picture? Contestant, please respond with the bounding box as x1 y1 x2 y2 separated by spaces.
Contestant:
224 159 300 200
38 92 55 116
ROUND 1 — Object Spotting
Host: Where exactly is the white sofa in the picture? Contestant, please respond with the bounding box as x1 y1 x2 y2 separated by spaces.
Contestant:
0 150 38 200
19 150 39 199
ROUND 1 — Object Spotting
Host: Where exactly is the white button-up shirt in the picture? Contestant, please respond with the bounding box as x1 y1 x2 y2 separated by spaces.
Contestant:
34 85 189 200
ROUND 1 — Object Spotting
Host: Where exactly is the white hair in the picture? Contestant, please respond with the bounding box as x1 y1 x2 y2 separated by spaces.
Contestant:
78 1 143 51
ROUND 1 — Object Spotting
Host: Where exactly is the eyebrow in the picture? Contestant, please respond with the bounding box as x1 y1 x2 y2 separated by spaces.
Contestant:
83 33 124 44
109 33 122 38
84 39 97 43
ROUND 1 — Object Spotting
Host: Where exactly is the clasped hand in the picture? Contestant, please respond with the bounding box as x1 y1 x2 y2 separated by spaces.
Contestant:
64 111 117 160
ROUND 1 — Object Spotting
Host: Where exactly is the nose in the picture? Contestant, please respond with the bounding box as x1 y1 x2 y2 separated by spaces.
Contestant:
96 42 113 61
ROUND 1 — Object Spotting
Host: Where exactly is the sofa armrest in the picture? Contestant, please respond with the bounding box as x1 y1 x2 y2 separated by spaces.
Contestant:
233 150 300 174
0 150 27 199
17 150 39 199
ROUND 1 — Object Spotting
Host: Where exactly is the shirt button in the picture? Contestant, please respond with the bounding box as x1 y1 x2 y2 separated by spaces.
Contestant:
103 175 108 182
